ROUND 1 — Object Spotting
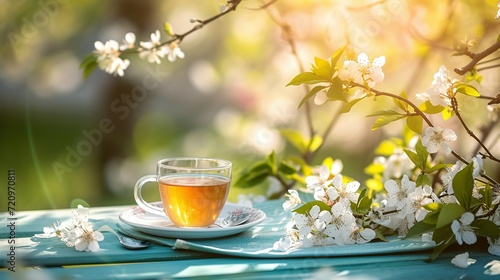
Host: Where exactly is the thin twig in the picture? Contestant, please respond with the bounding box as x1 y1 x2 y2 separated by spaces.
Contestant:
451 97 500 163
477 63 500 72
454 40 500 75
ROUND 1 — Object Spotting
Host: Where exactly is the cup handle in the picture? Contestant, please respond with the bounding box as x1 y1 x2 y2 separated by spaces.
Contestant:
133 175 167 217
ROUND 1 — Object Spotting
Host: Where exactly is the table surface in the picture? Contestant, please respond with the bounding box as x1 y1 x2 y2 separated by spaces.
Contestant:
1 199 499 280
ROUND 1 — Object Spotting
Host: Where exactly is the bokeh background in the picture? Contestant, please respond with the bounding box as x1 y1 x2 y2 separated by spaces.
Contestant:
1 0 499 211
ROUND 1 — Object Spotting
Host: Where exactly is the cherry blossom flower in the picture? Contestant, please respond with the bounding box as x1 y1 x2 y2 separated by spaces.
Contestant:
375 148 415 180
421 126 457 155
416 65 458 107
283 189 302 211
34 205 104 252
305 165 332 190
408 185 433 222
167 42 185 62
451 252 476 268
338 53 385 88
384 175 416 218
341 225 376 245
94 40 130 77
338 53 385 98
139 30 169 64
451 212 477 245
273 236 294 251
33 221 63 238
488 238 500 256
120 32 136 51
74 223 105 252
329 174 360 205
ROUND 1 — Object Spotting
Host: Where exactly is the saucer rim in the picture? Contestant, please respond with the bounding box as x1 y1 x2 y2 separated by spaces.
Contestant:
119 202 266 239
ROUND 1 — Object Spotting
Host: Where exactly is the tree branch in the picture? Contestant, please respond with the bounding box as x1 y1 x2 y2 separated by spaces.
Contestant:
454 40 500 75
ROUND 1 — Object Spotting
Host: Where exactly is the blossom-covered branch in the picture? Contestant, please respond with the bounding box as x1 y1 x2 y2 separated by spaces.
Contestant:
80 0 246 78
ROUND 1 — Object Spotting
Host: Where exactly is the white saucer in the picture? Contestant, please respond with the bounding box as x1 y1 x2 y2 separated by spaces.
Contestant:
119 202 266 239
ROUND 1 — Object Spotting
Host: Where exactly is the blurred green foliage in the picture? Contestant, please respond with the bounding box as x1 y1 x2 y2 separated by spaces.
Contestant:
1 0 499 210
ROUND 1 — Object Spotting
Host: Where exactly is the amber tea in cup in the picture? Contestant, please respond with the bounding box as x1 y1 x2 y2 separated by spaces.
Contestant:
134 158 232 227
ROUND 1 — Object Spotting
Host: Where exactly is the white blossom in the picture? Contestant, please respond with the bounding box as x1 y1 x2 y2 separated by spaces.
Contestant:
376 148 415 180
416 65 458 107
329 174 360 205
451 212 477 245
384 175 416 218
341 225 376 245
338 53 385 98
94 40 130 76
338 53 385 87
408 185 433 222
119 32 136 51
421 126 457 155
167 42 185 62
305 165 332 190
488 238 500 256
283 189 302 211
34 205 104 252
74 222 105 252
139 30 169 64
451 252 476 268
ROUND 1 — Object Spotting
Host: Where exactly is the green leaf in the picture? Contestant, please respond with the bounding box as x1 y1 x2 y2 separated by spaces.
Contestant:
406 115 423 135
287 72 327 86
426 163 450 173
293 201 331 215
367 110 404 117
452 163 474 210
312 57 333 79
79 53 98 79
163 22 174 36
393 91 409 111
356 188 372 214
298 85 328 109
266 151 277 174
419 101 444 114
248 161 273 173
422 210 440 225
441 107 454 120
404 149 421 169
374 228 390 242
340 98 362 113
428 231 455 261
308 135 323 153
472 219 500 240
455 83 480 97
278 160 297 175
326 77 347 102
423 202 443 212
405 220 435 239
371 115 406 130
415 139 429 169
484 184 493 208
280 129 307 153
436 203 465 229
416 173 431 187
234 170 270 188
329 46 345 74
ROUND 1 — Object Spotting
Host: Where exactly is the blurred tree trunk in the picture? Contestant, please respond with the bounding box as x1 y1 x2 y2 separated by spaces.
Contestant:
98 0 158 195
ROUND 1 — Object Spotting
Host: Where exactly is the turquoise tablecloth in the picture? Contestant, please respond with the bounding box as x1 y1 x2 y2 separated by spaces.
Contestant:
1 199 499 280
